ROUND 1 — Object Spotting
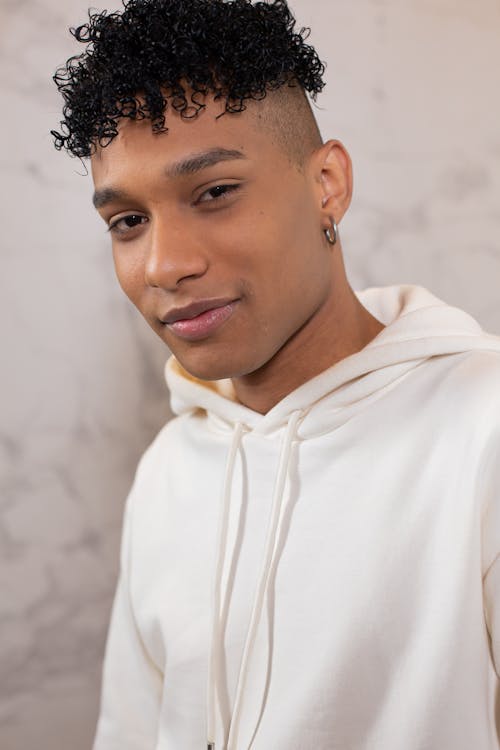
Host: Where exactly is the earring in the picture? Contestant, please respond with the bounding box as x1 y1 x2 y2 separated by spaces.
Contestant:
325 217 338 246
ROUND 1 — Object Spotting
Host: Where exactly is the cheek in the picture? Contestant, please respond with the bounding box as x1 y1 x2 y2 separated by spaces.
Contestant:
112 247 145 306
250 219 326 303
253 236 331 345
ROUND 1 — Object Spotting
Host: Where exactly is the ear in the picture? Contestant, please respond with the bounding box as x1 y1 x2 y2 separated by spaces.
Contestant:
310 139 353 232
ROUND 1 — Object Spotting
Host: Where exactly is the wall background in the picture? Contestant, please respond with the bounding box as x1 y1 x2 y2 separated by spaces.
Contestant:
1 0 499 748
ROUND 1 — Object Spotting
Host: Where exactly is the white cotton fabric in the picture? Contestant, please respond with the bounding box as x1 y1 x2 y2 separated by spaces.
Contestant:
93 283 500 750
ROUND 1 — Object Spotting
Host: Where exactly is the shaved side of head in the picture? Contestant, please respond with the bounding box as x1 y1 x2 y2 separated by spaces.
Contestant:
250 83 324 170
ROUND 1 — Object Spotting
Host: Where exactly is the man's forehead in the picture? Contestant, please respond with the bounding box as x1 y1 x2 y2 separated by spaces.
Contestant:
91 105 254 166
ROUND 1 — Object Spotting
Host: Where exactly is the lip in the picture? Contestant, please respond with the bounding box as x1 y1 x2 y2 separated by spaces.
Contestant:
161 298 240 341
161 298 237 324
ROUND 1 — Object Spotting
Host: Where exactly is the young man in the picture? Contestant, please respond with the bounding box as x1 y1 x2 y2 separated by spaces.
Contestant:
52 1 500 748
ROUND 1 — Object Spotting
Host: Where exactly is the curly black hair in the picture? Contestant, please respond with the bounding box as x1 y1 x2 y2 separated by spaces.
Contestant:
51 0 326 158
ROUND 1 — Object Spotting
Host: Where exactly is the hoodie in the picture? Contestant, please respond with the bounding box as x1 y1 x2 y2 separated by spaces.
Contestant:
93 283 500 750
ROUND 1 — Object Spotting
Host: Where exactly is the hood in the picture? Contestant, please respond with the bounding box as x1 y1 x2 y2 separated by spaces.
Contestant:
165 283 500 438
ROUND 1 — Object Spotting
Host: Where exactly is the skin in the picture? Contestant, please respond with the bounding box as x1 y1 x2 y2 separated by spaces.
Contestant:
91 90 385 414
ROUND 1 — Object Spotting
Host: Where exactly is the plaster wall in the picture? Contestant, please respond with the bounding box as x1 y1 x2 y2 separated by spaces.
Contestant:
1 1 499 747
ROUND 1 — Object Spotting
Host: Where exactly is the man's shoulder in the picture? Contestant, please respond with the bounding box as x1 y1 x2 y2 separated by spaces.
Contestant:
135 411 192 475
446 348 500 405
437 349 500 446
121 412 197 524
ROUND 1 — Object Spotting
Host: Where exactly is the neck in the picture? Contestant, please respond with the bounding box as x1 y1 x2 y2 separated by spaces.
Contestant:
231 247 385 414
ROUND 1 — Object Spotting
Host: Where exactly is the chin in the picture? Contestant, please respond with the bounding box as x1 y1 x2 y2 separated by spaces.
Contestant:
169 348 235 382
172 345 268 383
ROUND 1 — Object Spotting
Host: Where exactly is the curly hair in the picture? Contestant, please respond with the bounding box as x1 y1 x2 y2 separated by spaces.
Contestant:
51 0 326 158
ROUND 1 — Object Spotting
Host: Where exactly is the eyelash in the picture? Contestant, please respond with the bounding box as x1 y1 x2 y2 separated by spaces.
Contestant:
196 183 241 204
107 183 242 236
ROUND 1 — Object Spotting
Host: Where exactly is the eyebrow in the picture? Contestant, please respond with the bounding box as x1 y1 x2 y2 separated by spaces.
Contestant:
92 187 128 210
92 147 247 209
165 147 246 178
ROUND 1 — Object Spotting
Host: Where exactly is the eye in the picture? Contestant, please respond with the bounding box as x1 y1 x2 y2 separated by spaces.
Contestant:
108 214 148 236
196 183 241 205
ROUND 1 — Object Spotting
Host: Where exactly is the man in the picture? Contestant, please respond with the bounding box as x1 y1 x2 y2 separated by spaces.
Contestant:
52 1 500 748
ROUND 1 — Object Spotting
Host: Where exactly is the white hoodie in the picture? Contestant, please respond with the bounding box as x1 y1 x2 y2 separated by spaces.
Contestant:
93 283 500 750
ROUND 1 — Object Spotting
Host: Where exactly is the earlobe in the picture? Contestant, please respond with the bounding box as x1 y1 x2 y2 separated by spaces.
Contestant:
317 139 353 224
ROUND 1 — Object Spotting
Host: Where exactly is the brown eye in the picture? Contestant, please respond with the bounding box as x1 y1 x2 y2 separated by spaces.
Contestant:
123 215 144 228
197 183 241 204
109 214 148 235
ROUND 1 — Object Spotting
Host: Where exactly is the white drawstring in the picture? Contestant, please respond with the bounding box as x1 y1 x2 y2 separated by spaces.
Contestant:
207 422 245 749
207 411 302 749
227 410 302 749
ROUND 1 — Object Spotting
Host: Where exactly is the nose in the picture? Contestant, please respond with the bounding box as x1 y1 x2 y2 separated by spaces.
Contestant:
144 215 208 289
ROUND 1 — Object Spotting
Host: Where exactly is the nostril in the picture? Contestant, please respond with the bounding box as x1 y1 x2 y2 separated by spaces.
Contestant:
145 263 208 289
144 242 209 290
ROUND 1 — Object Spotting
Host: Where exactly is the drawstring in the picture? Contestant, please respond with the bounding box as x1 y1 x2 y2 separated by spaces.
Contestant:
207 422 245 749
207 411 303 749
227 410 302 749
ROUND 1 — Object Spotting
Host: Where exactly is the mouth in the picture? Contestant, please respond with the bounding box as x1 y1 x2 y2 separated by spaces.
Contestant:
160 298 240 341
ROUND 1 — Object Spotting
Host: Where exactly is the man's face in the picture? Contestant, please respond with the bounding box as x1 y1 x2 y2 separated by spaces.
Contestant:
91 95 333 381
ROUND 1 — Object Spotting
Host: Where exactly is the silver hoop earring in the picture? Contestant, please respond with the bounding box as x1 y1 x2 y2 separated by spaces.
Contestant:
325 217 338 246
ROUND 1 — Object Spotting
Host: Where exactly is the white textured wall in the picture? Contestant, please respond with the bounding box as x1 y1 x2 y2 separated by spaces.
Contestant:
1 1 499 748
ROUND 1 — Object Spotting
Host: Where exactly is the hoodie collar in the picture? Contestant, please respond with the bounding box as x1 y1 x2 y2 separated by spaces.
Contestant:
165 283 500 437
